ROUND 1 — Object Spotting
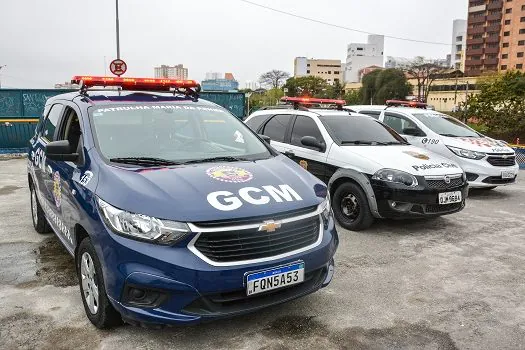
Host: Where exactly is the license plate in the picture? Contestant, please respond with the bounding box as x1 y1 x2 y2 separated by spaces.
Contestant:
246 262 304 296
438 191 462 205
501 171 515 179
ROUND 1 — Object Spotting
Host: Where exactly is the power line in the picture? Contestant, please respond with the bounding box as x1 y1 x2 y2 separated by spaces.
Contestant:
239 0 451 46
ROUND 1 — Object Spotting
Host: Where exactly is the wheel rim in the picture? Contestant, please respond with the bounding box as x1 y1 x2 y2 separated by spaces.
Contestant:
80 252 99 314
30 188 38 225
340 193 360 221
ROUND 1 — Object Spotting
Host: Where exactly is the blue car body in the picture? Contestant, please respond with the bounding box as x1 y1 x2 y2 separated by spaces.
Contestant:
27 90 338 326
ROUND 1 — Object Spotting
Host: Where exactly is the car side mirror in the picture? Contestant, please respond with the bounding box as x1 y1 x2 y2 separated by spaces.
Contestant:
259 134 271 143
45 140 79 162
402 127 425 137
301 136 326 152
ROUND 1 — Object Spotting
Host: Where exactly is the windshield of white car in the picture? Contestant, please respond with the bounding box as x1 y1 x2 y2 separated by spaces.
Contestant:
321 116 408 145
90 103 272 164
412 112 480 138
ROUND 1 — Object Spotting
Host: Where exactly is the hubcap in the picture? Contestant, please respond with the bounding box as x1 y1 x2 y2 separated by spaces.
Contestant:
341 193 360 221
80 252 99 314
31 188 38 225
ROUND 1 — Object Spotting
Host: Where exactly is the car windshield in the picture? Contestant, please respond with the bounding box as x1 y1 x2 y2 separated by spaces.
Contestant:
320 116 407 145
412 112 480 138
90 103 271 163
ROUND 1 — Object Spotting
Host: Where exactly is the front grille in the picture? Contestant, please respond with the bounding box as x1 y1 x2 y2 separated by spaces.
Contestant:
486 155 516 167
482 176 516 185
425 202 463 214
194 216 320 262
425 177 464 190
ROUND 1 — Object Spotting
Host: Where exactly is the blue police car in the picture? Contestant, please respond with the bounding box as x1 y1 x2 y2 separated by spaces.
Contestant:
27 76 338 328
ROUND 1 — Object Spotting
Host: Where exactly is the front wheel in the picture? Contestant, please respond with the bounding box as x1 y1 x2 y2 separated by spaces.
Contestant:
77 238 122 329
332 182 374 231
30 184 51 234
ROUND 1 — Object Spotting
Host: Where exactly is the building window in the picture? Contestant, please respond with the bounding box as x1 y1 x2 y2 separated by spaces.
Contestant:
504 31 510 36
517 64 524 69
501 65 508 70
471 44 482 49
522 17 525 22
506 8 512 14
519 40 525 45
472 56 482 60
518 52 524 57
307 64 310 67
473 34 483 39
357 47 364 51
522 4 525 10
306 70 310 74
520 29 525 34
456 36 463 42
505 19 511 25
502 54 509 59
503 42 510 47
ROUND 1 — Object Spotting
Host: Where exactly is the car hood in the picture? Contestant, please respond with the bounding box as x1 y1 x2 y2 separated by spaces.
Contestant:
443 136 514 154
95 155 326 222
340 145 463 175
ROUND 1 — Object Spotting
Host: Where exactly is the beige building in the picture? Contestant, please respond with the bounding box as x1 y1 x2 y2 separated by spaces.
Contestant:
294 57 344 84
154 64 188 80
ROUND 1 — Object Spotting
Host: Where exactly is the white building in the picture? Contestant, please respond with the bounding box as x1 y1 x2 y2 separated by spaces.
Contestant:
451 19 467 71
154 64 188 79
385 56 451 70
205 72 222 80
245 80 261 90
345 35 384 83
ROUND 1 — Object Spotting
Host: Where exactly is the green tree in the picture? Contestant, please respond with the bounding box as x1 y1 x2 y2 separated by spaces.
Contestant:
326 79 345 99
360 69 411 104
283 76 329 97
404 56 447 102
259 70 290 89
468 71 525 139
344 89 362 105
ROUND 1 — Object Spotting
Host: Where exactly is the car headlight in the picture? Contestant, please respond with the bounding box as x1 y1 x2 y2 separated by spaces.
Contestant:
372 169 418 187
319 192 331 222
447 146 486 160
97 198 190 245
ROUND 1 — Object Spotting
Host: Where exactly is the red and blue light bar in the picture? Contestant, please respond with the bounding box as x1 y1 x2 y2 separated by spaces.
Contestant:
281 97 346 105
71 76 200 91
386 100 428 108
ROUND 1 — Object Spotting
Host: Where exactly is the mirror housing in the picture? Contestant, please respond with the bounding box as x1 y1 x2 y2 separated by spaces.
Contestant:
301 136 326 152
45 140 79 162
259 134 271 143
402 127 425 137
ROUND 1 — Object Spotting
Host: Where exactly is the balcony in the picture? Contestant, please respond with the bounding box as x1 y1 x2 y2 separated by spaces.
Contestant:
467 37 485 45
468 48 484 55
485 35 501 43
485 46 500 54
484 58 499 65
469 26 486 34
487 13 502 21
487 1 503 10
486 24 501 33
469 15 487 24
465 59 483 66
466 68 483 76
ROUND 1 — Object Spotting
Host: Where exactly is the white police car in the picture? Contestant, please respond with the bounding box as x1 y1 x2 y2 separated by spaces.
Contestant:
350 100 519 189
245 97 468 231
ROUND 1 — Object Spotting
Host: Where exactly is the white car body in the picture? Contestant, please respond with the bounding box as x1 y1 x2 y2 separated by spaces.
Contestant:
349 105 519 188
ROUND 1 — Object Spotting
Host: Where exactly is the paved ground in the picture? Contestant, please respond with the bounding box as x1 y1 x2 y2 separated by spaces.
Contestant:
1 158 524 350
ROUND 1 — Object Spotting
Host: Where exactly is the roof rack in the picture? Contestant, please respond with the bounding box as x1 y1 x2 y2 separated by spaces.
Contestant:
280 97 346 110
71 76 201 101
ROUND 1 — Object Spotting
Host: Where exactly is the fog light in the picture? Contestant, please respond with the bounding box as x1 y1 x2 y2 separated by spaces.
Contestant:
391 201 397 208
122 284 168 308
130 288 146 300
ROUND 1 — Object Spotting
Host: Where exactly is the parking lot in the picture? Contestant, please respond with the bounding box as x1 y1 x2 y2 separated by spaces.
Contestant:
0 157 524 350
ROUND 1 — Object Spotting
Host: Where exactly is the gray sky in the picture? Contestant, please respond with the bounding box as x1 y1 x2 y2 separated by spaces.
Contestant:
0 0 467 88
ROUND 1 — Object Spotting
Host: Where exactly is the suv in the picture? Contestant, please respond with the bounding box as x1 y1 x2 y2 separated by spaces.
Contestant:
350 101 519 189
245 97 468 231
27 77 337 328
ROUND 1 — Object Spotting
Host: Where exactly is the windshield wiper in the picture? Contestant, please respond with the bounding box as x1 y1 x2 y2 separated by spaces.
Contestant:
109 157 182 167
374 141 405 145
439 133 459 137
183 156 251 164
340 140 374 145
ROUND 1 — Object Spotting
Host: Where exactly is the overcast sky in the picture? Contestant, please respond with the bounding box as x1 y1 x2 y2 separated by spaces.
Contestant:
0 0 467 88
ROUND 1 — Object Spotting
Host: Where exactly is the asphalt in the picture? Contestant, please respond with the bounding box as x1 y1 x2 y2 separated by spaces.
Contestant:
1 158 524 350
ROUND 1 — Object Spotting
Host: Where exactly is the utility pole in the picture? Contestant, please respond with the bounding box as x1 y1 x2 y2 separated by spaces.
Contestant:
116 0 121 59
464 81 469 123
0 65 6 89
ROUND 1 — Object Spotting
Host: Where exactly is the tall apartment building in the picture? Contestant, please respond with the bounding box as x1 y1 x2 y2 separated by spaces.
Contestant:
154 64 188 79
345 35 384 83
294 57 345 84
465 0 525 76
451 19 467 71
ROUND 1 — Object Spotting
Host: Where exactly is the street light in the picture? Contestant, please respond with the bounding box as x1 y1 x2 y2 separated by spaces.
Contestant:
0 65 6 89
245 92 252 117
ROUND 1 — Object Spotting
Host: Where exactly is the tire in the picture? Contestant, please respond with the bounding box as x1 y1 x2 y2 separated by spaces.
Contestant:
30 183 52 234
77 237 122 329
332 182 374 231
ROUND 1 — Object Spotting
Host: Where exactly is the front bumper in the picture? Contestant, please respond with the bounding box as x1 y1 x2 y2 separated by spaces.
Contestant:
93 213 338 326
371 179 468 219
452 155 519 188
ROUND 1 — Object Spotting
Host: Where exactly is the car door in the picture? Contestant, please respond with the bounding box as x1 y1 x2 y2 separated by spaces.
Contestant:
285 114 330 183
259 114 294 154
382 112 426 145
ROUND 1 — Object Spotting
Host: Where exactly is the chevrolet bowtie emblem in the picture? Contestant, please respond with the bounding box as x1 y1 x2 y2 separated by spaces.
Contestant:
258 220 281 232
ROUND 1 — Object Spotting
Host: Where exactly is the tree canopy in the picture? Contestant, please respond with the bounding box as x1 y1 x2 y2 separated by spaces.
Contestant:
361 69 412 104
404 57 448 102
259 70 290 89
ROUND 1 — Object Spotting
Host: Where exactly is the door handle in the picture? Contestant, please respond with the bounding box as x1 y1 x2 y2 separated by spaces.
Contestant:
283 151 295 158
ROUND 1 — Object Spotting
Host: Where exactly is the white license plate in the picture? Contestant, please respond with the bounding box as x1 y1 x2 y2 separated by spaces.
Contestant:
438 191 462 205
501 171 516 179
246 262 304 296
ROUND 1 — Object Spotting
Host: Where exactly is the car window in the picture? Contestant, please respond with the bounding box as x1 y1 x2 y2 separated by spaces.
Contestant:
358 110 381 119
262 114 292 143
90 103 271 162
321 116 406 145
246 114 271 132
291 115 324 149
383 112 418 134
41 104 63 142
58 107 82 152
